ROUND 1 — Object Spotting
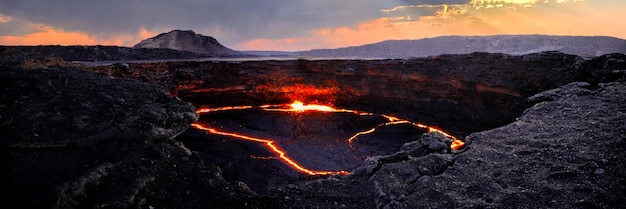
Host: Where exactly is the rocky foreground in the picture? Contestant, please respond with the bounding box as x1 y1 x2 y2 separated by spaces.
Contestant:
0 67 262 208
1 53 625 208
270 81 626 209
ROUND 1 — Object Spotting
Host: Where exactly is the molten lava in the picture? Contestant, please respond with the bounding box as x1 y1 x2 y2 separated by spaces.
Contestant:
192 101 464 176
289 101 336 112
191 123 348 175
450 139 465 150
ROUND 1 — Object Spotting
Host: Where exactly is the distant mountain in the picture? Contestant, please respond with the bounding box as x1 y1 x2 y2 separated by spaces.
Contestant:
0 30 248 63
297 35 626 58
134 30 243 56
3 33 625 63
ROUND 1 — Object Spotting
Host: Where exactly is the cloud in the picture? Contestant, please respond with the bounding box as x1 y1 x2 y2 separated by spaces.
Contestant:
1 0 624 51
0 0 386 46
236 0 625 51
238 38 318 51
394 0 469 5
0 26 158 46
0 13 46 36
0 13 10 22
381 5 442 15
237 17 417 51
381 4 468 22
0 26 110 46
380 0 598 26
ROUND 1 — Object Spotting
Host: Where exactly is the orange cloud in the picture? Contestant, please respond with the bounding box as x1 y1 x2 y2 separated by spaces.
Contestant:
3 0 623 52
244 0 624 51
237 18 417 51
137 27 158 40
0 25 157 46
0 15 10 23
464 1 626 37
237 37 318 51
0 26 102 45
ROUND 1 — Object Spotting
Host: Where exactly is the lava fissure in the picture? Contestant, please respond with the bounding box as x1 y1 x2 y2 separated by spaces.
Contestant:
191 101 464 175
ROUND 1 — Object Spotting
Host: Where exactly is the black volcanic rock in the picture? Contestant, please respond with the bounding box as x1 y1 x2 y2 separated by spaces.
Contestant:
2 52 625 209
0 67 197 145
0 67 269 208
298 35 626 58
269 80 626 209
90 52 594 137
134 30 242 56
0 45 207 62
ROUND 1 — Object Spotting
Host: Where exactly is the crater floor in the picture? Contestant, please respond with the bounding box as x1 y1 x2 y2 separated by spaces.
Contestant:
180 102 457 192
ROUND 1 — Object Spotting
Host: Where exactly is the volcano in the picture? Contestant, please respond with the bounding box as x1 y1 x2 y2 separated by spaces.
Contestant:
133 30 243 56
86 52 593 191
182 101 462 191
2 51 625 209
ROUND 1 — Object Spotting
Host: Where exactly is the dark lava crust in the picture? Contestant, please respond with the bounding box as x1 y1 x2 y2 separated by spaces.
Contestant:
89 52 592 137
1 52 625 208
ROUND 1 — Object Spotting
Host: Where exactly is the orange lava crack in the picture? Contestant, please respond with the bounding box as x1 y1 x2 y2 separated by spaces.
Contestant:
191 123 348 175
191 101 464 176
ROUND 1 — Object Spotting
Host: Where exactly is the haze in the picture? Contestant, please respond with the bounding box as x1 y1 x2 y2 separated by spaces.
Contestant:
0 0 624 51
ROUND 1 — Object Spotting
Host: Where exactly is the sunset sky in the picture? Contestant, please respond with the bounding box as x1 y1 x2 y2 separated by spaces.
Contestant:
1 0 624 51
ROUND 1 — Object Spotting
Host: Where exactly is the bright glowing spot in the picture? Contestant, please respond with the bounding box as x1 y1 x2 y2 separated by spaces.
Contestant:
347 127 378 143
289 100 336 112
290 101 305 111
451 139 466 150
196 105 254 113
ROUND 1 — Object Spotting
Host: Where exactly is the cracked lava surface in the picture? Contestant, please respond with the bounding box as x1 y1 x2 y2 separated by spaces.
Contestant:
191 101 464 176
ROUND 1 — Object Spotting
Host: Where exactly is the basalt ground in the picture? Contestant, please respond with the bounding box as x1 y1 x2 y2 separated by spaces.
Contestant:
89 52 579 191
2 52 625 208
91 52 626 208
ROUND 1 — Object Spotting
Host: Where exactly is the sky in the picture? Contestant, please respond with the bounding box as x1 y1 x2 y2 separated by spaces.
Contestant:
0 0 624 51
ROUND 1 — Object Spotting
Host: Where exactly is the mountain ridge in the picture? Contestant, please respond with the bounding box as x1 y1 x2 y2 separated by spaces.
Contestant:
134 30 243 56
3 33 626 62
296 34 626 58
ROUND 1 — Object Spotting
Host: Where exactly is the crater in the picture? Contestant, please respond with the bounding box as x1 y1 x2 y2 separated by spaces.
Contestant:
140 53 583 193
180 101 461 192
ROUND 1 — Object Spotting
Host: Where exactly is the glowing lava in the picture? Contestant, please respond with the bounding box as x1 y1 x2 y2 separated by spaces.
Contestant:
450 139 465 150
289 101 335 112
191 101 464 176
191 123 348 175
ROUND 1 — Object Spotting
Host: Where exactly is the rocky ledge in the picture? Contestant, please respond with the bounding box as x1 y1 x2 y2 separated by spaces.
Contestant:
0 67 197 146
269 81 626 209
0 67 266 208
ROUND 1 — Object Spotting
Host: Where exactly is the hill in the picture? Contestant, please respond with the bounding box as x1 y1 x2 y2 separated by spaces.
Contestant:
297 35 626 58
0 30 246 63
134 30 243 56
